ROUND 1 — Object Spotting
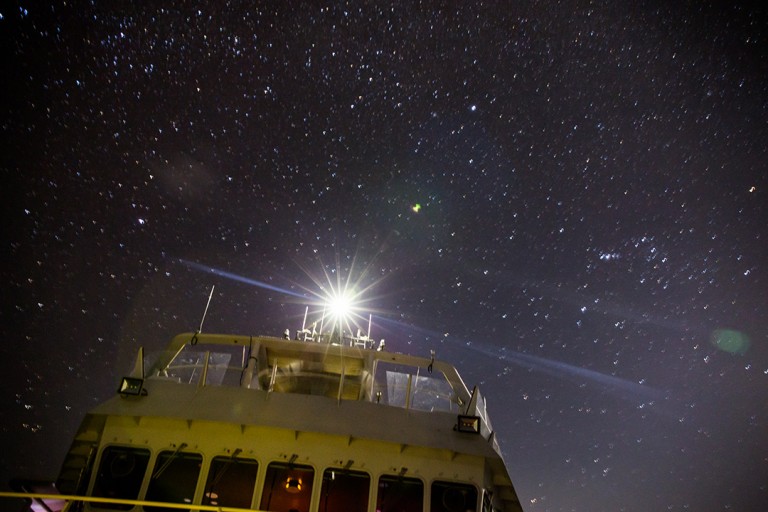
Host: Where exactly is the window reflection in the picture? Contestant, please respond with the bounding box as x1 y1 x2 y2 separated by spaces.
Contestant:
260 462 314 512
203 456 258 509
92 446 150 510
145 450 202 512
377 474 424 512
319 468 370 512
430 481 477 512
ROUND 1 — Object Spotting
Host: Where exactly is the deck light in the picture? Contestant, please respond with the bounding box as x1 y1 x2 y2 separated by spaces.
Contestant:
327 290 354 322
456 415 481 434
118 346 147 396
118 377 145 396
323 287 360 344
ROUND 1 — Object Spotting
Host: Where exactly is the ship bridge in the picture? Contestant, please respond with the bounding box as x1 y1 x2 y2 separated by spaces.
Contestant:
146 331 481 420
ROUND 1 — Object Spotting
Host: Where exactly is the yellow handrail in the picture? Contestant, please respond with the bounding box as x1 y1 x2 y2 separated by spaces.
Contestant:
0 491 268 512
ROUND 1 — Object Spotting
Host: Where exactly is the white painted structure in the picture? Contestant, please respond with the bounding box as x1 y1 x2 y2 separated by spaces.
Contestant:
25 327 524 512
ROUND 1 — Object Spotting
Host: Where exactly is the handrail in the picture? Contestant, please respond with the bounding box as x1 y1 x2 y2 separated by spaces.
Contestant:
0 491 269 512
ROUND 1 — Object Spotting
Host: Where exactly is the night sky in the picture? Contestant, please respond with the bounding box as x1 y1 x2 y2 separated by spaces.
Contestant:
2 2 767 511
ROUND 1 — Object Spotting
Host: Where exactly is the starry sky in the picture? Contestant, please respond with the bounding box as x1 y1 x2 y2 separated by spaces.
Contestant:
2 2 767 511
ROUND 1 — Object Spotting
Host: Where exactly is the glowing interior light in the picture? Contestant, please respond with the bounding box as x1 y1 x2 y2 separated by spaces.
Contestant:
285 477 302 493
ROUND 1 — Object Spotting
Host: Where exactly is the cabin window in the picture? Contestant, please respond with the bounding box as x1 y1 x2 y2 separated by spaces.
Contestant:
260 462 314 512
377 475 424 512
145 450 202 512
162 344 246 386
319 468 370 512
92 446 150 510
373 362 456 412
430 481 478 512
202 456 259 508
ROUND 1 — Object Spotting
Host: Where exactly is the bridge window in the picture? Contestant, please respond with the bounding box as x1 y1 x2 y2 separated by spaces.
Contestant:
373 362 456 412
203 456 259 509
319 468 370 512
430 481 478 512
161 344 246 386
377 475 423 512
145 450 202 512
260 462 314 512
92 446 150 510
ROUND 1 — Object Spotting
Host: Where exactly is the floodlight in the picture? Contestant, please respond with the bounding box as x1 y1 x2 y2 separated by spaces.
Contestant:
118 377 145 396
456 415 481 434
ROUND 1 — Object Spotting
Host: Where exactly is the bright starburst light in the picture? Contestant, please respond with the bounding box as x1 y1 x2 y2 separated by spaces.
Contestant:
309 268 372 343
327 289 355 323
294 251 391 343
177 250 392 344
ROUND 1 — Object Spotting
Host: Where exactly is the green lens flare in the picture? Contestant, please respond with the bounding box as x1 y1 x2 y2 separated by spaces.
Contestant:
710 329 751 355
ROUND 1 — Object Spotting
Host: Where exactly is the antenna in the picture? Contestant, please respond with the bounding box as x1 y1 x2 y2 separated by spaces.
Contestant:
367 314 372 339
198 285 215 333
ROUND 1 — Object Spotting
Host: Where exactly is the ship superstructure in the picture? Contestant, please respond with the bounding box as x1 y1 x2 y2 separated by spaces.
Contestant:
8 312 524 512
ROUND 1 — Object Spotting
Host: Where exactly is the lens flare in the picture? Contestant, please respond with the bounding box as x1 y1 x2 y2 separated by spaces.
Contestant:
177 257 666 405
710 329 750 355
177 253 388 343
176 259 307 298
373 316 667 404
